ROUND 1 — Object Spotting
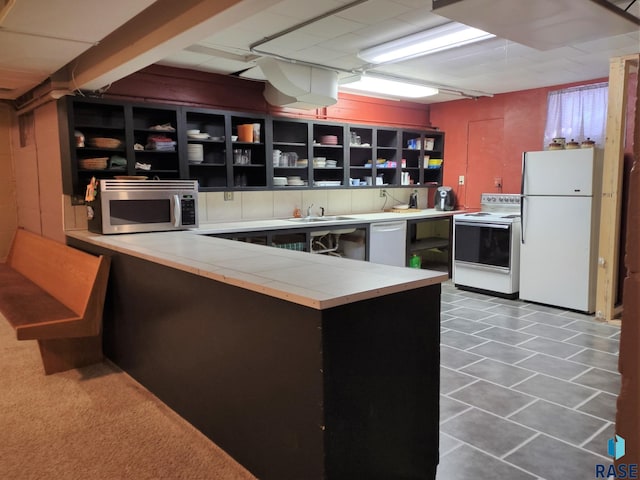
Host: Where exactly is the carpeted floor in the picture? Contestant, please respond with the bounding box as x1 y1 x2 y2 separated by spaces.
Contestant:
0 315 257 480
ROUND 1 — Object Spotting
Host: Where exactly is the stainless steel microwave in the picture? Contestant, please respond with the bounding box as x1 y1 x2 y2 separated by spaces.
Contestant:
87 179 199 234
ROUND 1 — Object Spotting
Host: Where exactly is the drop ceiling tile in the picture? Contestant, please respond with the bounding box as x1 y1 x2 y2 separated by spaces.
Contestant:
317 32 374 52
350 18 419 46
197 29 259 53
393 0 434 8
261 31 326 55
3 0 156 43
336 0 413 24
396 10 448 29
268 0 350 21
293 46 349 63
0 31 90 73
232 12 306 37
296 15 367 38
574 32 640 52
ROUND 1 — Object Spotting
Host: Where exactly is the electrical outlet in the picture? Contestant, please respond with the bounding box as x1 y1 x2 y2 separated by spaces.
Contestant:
380 189 387 198
494 177 502 187
458 175 465 185
224 191 233 201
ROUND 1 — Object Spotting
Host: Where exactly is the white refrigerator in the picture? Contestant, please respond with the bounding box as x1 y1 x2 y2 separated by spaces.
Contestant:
519 148 603 313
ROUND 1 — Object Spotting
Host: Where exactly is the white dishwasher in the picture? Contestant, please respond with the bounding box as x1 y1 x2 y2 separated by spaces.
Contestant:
369 221 407 267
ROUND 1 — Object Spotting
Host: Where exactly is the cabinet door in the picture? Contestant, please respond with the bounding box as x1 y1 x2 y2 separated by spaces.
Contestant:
272 119 311 188
230 115 266 188
130 105 180 178
374 128 399 186
347 125 374 187
184 110 228 189
422 132 444 188
312 123 346 187
401 130 423 187
71 100 128 193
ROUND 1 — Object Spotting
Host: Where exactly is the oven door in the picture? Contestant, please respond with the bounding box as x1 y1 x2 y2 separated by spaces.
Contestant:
454 221 512 271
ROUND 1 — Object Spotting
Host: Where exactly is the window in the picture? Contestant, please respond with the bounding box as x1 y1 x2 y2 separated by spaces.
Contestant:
543 82 608 148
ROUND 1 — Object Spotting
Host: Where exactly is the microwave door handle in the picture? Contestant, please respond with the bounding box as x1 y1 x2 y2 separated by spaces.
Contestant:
172 195 181 227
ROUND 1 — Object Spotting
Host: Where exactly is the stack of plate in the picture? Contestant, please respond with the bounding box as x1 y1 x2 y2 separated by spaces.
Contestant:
187 144 204 163
79 157 108 170
287 176 304 186
325 159 337 168
315 180 341 187
274 176 288 186
188 133 210 140
313 157 326 167
319 135 338 145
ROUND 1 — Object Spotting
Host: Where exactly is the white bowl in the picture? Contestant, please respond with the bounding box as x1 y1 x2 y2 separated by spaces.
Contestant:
186 129 200 135
231 135 238 141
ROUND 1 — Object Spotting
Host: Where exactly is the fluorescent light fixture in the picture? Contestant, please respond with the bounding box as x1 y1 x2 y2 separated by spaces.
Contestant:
358 22 495 64
340 76 438 98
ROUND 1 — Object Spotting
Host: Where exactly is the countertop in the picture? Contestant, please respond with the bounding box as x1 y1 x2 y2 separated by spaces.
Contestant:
67 209 455 310
194 208 463 234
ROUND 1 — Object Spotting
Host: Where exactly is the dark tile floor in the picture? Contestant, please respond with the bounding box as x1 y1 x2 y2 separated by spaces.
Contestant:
437 282 620 480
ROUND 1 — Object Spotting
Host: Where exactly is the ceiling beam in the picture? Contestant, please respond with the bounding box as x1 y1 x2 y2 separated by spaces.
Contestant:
58 0 279 92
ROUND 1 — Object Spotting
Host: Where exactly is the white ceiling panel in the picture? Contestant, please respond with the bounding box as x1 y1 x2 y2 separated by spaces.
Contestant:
268 0 352 20
336 0 413 24
0 31 91 73
296 16 367 39
2 0 157 43
2 0 638 104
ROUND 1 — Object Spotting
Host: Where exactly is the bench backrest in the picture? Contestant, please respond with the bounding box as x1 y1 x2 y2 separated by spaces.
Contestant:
7 229 104 316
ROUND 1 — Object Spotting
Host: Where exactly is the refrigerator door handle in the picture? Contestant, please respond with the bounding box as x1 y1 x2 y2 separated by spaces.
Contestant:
520 196 525 244
520 153 526 244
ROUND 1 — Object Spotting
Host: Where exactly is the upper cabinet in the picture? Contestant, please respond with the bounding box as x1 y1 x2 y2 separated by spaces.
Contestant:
60 97 444 198
130 105 180 179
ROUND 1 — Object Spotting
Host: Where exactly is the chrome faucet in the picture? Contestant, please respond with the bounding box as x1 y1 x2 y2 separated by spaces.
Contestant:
306 203 314 217
319 207 325 217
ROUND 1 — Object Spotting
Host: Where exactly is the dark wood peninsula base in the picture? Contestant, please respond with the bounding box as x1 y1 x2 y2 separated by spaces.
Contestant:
68 237 441 480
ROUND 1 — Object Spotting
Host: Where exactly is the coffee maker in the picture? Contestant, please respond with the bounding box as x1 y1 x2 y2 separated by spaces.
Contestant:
435 186 455 211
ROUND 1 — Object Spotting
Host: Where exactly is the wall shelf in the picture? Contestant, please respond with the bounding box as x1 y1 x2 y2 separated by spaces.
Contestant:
60 97 445 199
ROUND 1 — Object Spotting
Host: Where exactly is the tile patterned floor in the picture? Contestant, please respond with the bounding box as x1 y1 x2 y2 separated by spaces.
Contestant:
437 282 620 480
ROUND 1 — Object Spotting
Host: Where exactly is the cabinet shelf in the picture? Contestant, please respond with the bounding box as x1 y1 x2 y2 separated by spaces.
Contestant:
409 237 449 252
274 141 306 147
62 97 444 197
75 125 124 131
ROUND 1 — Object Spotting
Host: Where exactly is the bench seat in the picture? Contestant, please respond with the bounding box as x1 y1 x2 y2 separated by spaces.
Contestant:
0 229 110 374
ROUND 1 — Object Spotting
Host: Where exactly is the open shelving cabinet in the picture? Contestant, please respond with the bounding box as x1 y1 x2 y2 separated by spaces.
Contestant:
59 96 445 200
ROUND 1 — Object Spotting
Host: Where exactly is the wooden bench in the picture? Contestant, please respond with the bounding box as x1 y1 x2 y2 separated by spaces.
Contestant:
0 229 110 374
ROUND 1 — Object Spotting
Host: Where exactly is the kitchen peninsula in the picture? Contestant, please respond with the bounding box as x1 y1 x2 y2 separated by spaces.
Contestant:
66 224 446 480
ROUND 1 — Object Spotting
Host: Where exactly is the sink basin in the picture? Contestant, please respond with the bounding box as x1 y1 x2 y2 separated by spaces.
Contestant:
287 216 353 223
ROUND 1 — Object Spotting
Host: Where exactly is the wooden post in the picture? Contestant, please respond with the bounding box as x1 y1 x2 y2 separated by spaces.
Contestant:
595 54 639 323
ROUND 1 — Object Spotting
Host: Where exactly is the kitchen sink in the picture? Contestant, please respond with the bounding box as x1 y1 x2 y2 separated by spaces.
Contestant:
287 216 354 223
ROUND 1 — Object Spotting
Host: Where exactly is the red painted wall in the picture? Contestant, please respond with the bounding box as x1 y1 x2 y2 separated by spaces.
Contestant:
105 65 432 130
430 78 607 210
106 65 623 212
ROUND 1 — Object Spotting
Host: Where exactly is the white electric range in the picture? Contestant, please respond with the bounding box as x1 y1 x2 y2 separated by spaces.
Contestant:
453 194 521 298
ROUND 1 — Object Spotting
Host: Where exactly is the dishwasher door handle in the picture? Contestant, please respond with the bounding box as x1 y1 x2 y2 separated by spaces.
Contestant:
371 221 406 232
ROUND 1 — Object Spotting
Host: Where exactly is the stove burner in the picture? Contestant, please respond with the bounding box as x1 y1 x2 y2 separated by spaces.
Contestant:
501 214 521 219
466 212 491 216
